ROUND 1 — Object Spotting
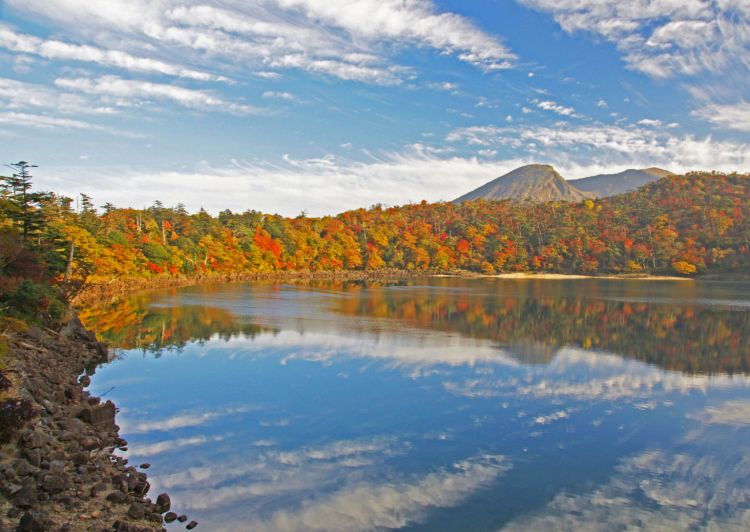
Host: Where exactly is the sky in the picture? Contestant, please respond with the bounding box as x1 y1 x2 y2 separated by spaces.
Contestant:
1 0 749 216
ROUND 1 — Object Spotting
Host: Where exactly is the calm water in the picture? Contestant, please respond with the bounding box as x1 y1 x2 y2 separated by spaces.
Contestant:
81 278 750 531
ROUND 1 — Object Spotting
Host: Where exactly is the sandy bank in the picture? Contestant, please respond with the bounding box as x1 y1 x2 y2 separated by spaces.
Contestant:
485 272 693 281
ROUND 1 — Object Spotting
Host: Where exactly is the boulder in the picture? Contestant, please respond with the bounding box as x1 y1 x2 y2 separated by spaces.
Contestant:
41 473 66 494
155 492 171 513
127 502 145 519
18 511 52 531
78 401 116 428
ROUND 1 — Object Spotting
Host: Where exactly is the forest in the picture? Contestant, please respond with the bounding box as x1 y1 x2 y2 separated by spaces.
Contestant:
1 163 749 323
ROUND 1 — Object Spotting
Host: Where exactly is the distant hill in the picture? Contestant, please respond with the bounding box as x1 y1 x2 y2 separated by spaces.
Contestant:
454 164 592 203
570 167 673 198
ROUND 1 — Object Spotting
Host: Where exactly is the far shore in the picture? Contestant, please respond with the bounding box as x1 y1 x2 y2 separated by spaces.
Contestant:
75 268 750 308
479 272 693 281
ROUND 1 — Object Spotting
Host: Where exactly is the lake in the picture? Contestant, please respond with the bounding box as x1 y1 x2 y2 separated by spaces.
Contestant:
80 278 750 531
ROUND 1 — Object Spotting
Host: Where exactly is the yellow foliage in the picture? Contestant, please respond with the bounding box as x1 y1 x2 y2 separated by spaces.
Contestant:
626 260 642 272
672 260 697 275
0 317 29 334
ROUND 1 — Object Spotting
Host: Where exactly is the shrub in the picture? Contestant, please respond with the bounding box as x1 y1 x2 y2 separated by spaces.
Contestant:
0 280 66 327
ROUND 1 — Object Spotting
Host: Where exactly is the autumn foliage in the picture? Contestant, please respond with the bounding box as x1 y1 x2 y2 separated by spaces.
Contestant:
3 172 750 290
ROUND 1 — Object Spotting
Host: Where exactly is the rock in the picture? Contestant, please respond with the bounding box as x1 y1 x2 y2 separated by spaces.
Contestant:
72 451 89 466
79 436 100 450
40 400 58 415
58 430 75 442
90 482 108 497
18 511 52 531
61 316 96 342
105 491 127 504
78 401 116 427
27 326 43 341
23 431 49 450
79 375 91 387
12 485 37 508
41 473 66 494
48 450 66 461
177 514 188 522
164 512 178 523
186 520 198 530
49 460 66 473
24 449 41 468
96 342 109 356
14 458 35 477
155 492 171 513
134 479 150 496
139 463 150 469
127 502 145 519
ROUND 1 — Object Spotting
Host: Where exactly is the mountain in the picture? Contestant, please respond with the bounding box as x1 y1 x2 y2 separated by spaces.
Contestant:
454 164 592 203
570 167 673 198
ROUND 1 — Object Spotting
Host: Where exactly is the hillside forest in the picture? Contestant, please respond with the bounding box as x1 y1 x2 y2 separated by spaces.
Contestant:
1 164 749 323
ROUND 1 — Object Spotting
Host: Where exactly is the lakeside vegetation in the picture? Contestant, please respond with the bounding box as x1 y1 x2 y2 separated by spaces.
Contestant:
2 165 749 323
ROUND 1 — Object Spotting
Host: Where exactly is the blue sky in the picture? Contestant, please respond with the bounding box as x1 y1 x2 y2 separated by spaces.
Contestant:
1 0 749 215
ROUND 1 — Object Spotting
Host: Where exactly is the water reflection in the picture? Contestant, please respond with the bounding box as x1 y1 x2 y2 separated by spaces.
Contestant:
83 279 750 374
81 288 274 353
81 279 750 531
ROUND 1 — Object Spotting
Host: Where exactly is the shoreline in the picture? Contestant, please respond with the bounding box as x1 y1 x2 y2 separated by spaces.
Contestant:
480 272 693 281
0 317 190 530
74 269 703 307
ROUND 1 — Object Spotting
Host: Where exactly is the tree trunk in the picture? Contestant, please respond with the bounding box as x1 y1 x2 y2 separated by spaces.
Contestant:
63 241 76 285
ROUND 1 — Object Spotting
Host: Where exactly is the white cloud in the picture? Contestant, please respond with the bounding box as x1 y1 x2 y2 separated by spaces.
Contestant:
262 91 299 102
505 437 750 531
519 0 750 80
54 76 262 115
0 25 224 82
274 0 515 71
428 81 459 91
120 405 257 433
37 145 518 216
159 441 509 532
446 121 750 177
0 76 116 115
0 111 104 130
133 435 225 456
696 399 750 426
536 99 580 117
693 101 750 132
442 348 750 402
5 0 514 85
239 454 509 532
636 118 663 127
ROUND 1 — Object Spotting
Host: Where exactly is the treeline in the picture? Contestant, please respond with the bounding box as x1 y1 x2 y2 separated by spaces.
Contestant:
2 167 750 310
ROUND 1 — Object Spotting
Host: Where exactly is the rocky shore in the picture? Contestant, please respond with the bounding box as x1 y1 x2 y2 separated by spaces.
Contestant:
0 317 193 531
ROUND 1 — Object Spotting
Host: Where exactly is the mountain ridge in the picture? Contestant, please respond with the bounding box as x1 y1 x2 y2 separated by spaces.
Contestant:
455 164 673 203
454 164 592 203
570 167 674 197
